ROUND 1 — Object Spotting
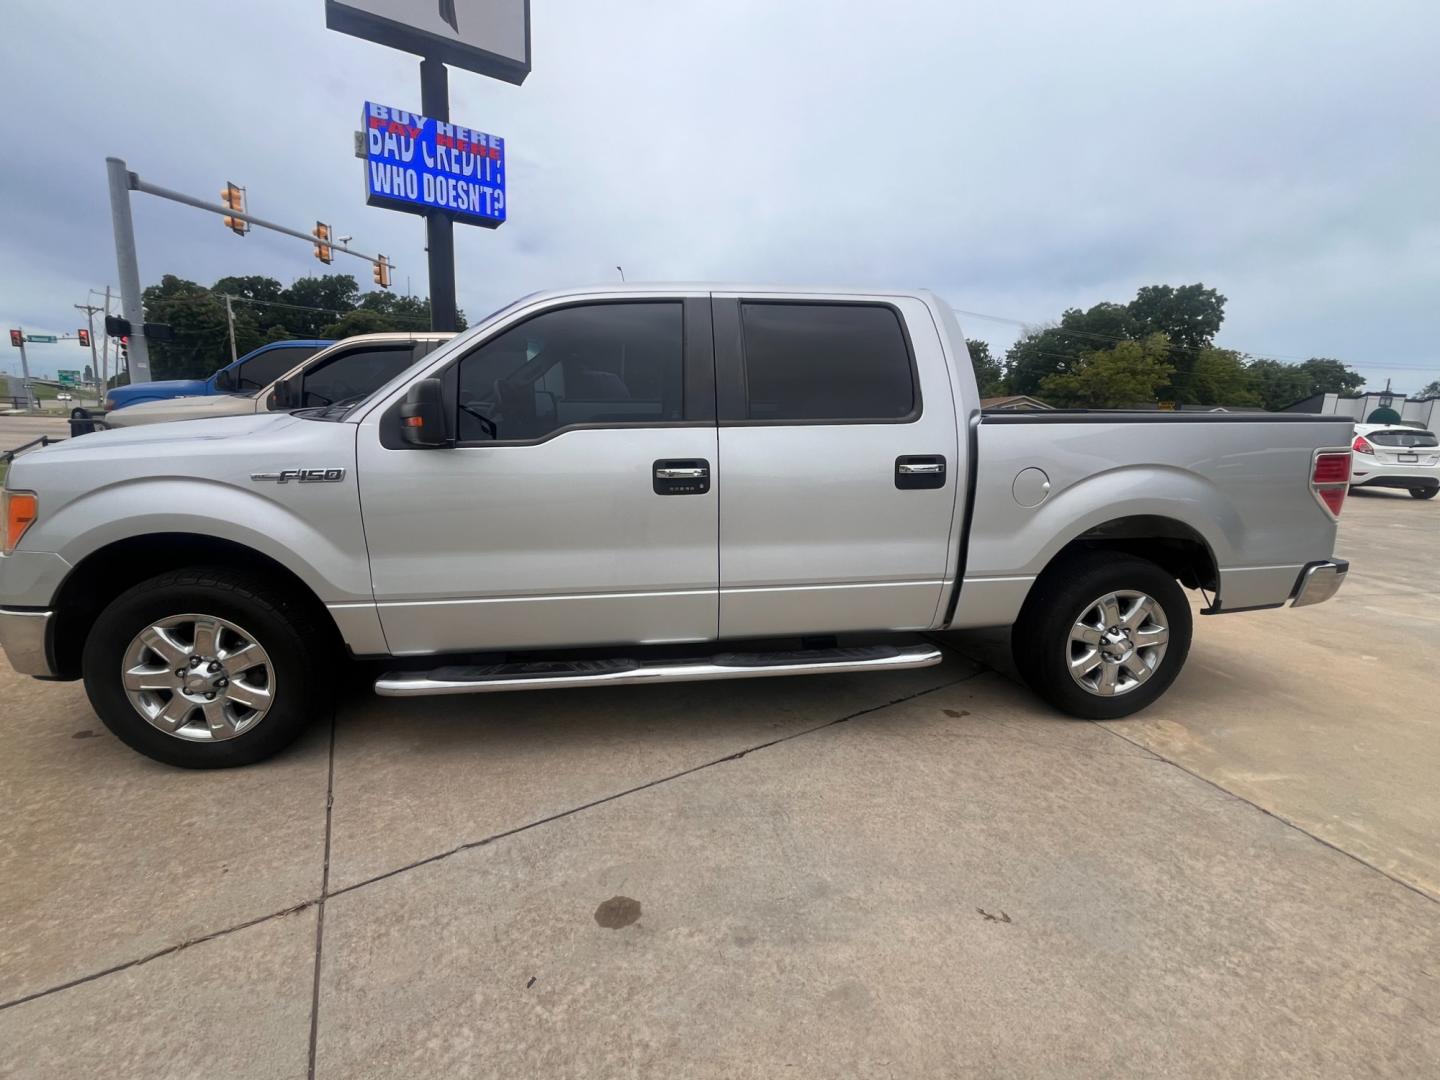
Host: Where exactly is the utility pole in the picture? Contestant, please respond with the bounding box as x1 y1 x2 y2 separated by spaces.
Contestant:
74 302 103 406
420 57 458 332
15 329 36 412
224 295 238 364
106 157 152 381
99 286 112 393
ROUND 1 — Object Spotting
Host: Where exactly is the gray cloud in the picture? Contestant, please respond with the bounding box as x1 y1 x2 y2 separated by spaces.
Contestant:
1 0 1436 390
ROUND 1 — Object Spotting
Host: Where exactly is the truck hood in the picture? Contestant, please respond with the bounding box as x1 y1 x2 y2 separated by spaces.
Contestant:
40 411 301 455
104 392 258 427
106 378 210 407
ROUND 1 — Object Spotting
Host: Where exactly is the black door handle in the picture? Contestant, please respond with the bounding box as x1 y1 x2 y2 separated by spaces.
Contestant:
895 455 946 490
653 458 710 495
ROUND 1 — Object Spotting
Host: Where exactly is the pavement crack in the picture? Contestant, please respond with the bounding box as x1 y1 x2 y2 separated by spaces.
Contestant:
1093 721 1440 907
0 900 317 1013
306 712 339 1080
1 669 979 1013
326 670 984 901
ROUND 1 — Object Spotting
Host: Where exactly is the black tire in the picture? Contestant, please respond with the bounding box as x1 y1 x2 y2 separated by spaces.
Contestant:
81 567 332 768
1012 550 1193 720
1408 486 1438 500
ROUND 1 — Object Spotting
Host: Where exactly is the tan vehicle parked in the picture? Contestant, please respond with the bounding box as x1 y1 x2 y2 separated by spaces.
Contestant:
101 333 455 429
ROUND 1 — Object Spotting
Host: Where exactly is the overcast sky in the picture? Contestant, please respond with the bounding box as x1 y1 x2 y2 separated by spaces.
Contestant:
2 0 1437 390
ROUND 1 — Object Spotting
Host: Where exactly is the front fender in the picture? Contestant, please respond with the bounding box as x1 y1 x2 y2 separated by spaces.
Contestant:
29 476 373 604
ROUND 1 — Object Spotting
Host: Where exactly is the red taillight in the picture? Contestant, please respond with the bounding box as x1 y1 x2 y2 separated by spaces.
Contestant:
1313 452 1352 485
1353 435 1374 455
1311 450 1351 519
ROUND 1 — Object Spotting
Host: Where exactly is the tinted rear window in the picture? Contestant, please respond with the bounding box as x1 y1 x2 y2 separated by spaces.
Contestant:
740 302 915 422
1369 429 1438 448
234 346 323 391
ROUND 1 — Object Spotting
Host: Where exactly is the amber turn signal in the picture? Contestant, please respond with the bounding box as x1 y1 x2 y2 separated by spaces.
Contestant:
3 489 38 556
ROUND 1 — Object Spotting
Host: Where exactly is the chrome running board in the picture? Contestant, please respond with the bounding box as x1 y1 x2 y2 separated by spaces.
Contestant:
375 643 943 697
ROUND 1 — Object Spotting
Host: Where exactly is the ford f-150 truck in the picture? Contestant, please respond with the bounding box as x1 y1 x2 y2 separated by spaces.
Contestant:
0 285 1355 767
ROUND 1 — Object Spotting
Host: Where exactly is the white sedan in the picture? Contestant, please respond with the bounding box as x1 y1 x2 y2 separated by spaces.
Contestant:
1350 423 1439 500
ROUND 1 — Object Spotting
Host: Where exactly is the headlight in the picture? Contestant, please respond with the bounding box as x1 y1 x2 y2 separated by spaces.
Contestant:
2 489 38 555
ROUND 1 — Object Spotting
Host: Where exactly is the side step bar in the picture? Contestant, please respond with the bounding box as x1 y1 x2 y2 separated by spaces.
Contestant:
375 643 943 698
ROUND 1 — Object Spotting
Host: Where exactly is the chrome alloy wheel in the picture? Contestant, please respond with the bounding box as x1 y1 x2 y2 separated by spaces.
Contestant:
1066 590 1170 697
120 615 275 741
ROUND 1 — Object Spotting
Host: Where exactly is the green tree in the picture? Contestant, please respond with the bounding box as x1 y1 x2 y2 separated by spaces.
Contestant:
1039 333 1174 408
1185 347 1259 407
1418 379 1440 399
1005 302 1138 395
965 339 1006 396
142 274 256 380
1297 357 1364 396
1248 358 1312 410
1127 284 1226 351
276 275 362 337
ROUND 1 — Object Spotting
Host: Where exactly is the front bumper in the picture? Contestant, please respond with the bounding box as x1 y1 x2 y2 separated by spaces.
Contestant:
0 608 55 677
1290 559 1349 609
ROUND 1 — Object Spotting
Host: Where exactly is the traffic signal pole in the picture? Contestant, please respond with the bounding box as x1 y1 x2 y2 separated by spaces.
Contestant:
106 157 153 382
420 57 459 332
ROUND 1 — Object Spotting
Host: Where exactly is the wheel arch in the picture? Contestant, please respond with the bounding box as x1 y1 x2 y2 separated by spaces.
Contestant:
1046 514 1220 596
48 533 344 680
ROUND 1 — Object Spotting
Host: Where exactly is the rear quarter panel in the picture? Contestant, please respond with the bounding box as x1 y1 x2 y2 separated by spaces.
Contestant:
953 415 1354 626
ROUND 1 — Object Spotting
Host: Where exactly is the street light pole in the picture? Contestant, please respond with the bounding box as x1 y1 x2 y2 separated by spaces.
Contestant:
106 157 152 381
420 57 458 332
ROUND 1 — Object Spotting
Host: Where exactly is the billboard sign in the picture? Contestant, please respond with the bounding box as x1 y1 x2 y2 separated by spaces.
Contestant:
325 0 530 85
363 102 506 228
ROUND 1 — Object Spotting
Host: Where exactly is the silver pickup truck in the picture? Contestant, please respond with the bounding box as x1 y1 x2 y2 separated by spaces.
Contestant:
0 285 1354 767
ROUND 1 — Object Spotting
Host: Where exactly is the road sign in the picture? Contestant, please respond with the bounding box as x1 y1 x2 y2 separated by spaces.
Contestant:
325 0 530 84
364 102 505 227
26 334 57 343
58 369 80 386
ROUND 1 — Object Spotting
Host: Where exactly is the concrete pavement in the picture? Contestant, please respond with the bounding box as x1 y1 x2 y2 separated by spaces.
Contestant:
1 493 1437 1077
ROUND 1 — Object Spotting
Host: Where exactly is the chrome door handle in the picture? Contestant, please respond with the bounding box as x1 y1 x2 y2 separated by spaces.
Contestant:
897 462 943 475
655 467 707 479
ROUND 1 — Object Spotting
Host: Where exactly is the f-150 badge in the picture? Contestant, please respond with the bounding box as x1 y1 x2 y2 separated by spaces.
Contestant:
250 468 346 484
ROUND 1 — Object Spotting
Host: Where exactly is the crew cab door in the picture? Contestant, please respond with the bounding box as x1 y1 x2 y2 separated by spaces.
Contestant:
354 295 718 655
713 294 960 637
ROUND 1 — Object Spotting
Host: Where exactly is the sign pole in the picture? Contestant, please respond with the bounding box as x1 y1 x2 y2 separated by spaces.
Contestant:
105 157 153 382
16 329 36 412
420 57 459 333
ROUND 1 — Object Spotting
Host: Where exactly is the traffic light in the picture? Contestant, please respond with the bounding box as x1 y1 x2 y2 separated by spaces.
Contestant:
220 182 248 235
78 328 91 348
313 221 334 264
119 336 129 368
105 315 132 338
8 329 20 348
373 254 391 289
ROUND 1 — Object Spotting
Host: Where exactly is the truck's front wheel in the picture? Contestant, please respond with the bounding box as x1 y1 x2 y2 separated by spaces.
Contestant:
82 568 331 767
1013 551 1193 720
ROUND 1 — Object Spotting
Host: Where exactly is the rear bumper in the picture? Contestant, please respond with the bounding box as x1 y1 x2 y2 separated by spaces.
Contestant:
1351 461 1439 489
0 608 55 677
1290 559 1348 609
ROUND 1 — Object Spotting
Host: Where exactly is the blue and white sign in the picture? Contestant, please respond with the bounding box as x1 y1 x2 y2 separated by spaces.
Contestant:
363 101 506 228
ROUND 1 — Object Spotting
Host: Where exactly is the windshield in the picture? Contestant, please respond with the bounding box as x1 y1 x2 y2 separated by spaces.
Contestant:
1368 428 1438 448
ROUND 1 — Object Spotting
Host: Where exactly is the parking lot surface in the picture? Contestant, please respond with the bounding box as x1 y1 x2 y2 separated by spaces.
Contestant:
1 493 1437 1077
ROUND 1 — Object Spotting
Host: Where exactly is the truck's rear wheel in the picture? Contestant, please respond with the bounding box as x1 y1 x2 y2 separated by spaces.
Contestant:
82 568 331 767
1013 551 1192 720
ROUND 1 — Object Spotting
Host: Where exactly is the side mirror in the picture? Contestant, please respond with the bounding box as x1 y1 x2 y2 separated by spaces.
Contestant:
400 378 449 447
214 367 236 392
269 374 299 411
